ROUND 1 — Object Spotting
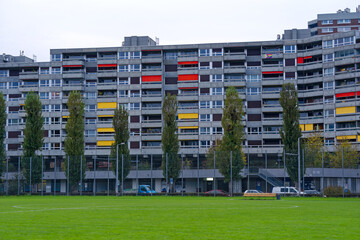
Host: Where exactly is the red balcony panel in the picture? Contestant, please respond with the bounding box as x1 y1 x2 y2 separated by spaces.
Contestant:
297 57 304 64
178 87 198 90
63 65 82 68
142 75 162 82
98 64 117 67
262 71 283 74
336 92 355 98
178 61 198 65
178 74 198 81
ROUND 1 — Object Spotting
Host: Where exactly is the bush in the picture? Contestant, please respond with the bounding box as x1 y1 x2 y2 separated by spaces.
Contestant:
324 186 351 196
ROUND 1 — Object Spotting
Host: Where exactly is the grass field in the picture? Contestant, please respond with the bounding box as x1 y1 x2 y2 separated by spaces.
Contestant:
0 196 359 240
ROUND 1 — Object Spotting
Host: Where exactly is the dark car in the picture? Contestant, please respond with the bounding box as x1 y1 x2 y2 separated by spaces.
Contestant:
205 190 229 196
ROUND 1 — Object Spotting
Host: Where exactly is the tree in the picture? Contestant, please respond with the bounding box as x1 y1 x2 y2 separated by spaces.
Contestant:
110 105 130 193
215 86 245 185
64 91 86 191
0 92 6 179
304 132 324 167
161 93 179 192
22 92 43 185
329 140 359 168
279 83 302 185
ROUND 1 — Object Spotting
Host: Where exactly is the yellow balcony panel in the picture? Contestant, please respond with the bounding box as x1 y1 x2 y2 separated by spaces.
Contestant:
98 115 114 118
178 126 199 129
97 102 117 109
336 106 356 115
97 128 115 133
300 124 305 131
62 116 70 118
97 140 115 147
336 135 356 140
178 113 199 120
305 124 313 131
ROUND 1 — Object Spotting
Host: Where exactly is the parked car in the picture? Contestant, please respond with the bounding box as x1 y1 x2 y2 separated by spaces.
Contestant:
272 187 304 195
304 190 321 195
205 190 229 196
244 190 263 194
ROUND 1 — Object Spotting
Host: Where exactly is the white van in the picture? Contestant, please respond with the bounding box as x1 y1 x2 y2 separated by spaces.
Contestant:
272 186 300 195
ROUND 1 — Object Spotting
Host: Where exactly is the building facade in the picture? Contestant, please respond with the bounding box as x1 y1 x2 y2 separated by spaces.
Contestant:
1 28 360 194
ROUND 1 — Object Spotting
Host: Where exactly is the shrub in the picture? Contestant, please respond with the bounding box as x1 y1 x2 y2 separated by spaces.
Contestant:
324 186 351 196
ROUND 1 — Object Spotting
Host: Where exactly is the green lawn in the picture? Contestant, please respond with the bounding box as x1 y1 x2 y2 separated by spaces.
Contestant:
0 196 359 239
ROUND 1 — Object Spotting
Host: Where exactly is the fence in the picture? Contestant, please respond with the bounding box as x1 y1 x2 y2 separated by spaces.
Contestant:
0 149 359 196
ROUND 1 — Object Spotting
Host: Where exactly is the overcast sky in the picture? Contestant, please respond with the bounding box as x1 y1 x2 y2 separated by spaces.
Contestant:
0 0 359 62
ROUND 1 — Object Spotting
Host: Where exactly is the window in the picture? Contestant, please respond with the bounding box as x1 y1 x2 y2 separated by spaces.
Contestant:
200 141 211 148
324 109 334 118
51 143 61 150
0 70 9 77
0 82 6 89
200 101 210 109
118 78 129 85
42 105 50 112
323 53 334 62
199 62 210 70
8 119 19 126
39 92 49 99
335 49 354 58
40 68 49 74
323 68 334 76
211 74 222 82
119 90 128 98
119 103 128 110
337 19 351 24
334 37 354 47
130 90 140 97
246 87 261 95
85 92 96 99
324 81 334 90
8 82 18 89
51 54 61 61
129 103 140 110
129 64 140 72
200 114 211 122
246 74 261 82
321 20 333 25
85 130 96 137
323 40 333 49
86 118 96 124
42 143 49 150
212 88 223 95
325 124 335 132
51 67 61 74
199 49 210 56
51 117 60 124
338 27 351 32
51 79 61 86
118 65 128 72
43 117 50 125
85 105 96 112
39 80 49 87
200 127 210 135
51 105 61 112
325 138 334 146
212 48 223 56
284 45 296 53
119 52 129 59
322 28 333 33
51 92 61 99
212 127 222 134
212 101 222 108
50 130 61 137
130 51 141 59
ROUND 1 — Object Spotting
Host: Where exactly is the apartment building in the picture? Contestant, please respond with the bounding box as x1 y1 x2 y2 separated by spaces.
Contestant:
1 29 360 193
308 6 360 36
